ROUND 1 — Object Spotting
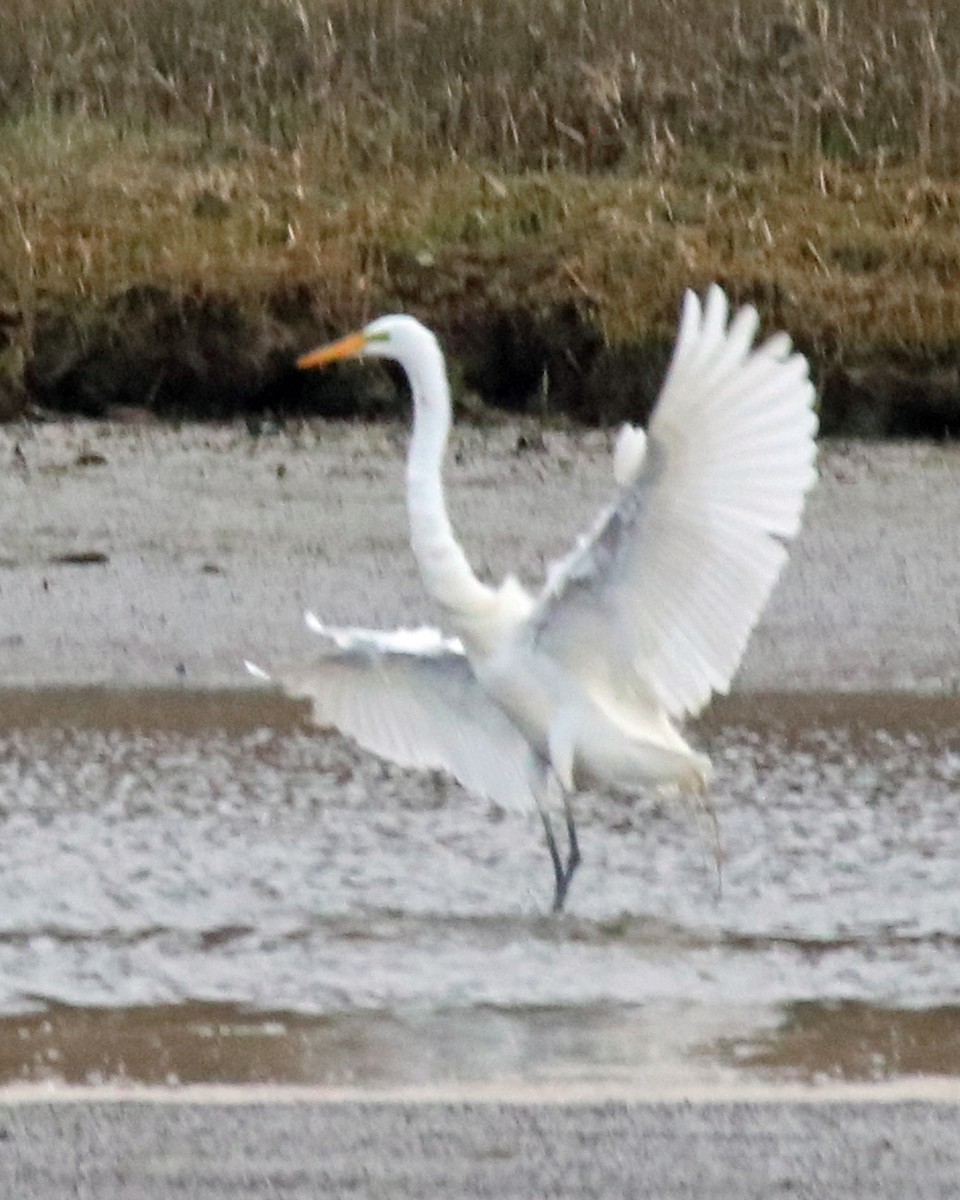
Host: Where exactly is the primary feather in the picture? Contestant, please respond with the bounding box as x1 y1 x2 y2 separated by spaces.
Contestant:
532 285 817 719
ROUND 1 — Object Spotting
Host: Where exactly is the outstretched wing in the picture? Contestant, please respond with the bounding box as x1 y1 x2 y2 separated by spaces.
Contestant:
529 285 818 719
247 616 535 810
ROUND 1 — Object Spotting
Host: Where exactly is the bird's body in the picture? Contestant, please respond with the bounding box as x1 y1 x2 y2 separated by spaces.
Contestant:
249 287 818 909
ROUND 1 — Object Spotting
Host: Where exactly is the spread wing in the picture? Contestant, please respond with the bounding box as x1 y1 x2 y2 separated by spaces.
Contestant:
246 615 535 810
528 285 818 719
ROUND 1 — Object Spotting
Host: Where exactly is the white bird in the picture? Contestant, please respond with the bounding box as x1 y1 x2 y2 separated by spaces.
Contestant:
248 286 818 911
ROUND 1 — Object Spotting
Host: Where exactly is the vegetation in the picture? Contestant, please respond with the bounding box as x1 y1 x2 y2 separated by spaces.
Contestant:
3 0 960 429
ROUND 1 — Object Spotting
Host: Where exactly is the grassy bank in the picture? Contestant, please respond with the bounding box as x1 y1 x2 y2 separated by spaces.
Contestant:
3 0 960 431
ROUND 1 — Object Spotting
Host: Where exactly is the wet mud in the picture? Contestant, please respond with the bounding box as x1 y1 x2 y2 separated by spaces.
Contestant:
2 428 960 1095
0 1001 748 1090
3 426 960 695
0 689 958 1090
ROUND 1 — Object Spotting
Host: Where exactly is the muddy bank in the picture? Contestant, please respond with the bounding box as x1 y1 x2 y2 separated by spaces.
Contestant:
0 425 959 692
7 286 960 436
7 286 666 425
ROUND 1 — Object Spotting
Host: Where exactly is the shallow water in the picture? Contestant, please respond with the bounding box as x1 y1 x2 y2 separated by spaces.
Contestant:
0 689 959 1089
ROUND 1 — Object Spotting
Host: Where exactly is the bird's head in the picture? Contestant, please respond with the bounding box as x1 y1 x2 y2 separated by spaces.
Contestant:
297 314 439 374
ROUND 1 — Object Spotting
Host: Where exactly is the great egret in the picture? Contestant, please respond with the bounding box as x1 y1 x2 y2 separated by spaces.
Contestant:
248 286 818 910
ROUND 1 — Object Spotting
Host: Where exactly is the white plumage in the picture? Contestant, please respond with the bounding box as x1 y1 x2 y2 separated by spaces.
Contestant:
248 285 818 909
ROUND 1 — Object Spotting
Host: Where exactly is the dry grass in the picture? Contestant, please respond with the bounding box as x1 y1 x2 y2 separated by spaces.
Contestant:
3 0 960 412
5 0 960 174
5 115 960 352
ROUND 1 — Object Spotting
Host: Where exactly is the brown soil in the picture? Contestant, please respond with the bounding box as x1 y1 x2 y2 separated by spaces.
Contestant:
9 282 960 438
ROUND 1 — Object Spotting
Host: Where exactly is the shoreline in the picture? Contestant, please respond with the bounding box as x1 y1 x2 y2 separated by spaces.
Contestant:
4 1074 960 1106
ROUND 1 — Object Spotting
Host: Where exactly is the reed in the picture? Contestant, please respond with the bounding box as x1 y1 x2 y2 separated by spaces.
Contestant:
3 0 960 174
2 0 960 400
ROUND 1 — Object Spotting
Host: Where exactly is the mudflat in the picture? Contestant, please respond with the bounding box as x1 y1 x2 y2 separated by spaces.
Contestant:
3 423 960 1200
1 423 958 692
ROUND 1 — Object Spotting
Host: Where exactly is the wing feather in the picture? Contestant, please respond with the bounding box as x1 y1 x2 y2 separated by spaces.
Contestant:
249 619 534 811
529 284 818 719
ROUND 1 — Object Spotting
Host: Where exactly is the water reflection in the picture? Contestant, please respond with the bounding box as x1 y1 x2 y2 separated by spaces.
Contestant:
0 1000 749 1089
719 1001 960 1083
4 997 960 1089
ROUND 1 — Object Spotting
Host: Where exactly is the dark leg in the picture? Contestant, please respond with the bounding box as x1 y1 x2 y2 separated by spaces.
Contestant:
530 756 582 912
541 795 581 913
560 793 581 900
537 807 567 911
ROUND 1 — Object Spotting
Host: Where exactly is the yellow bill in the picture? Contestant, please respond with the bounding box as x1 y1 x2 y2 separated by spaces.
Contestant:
297 331 367 370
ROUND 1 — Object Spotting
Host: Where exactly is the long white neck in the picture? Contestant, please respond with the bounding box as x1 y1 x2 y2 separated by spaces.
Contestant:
404 341 493 618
